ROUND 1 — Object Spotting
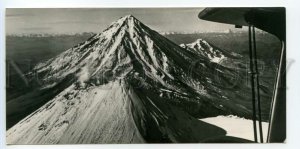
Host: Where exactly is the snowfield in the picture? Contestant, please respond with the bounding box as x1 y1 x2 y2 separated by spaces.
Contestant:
7 80 227 144
201 115 269 142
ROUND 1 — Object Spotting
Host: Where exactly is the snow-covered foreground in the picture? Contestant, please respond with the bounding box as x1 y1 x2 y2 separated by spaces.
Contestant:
201 115 269 142
7 79 228 144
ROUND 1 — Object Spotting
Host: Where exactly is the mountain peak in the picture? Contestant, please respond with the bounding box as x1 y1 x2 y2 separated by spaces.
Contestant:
180 38 226 63
123 14 135 19
33 13 195 88
100 14 142 36
114 14 139 26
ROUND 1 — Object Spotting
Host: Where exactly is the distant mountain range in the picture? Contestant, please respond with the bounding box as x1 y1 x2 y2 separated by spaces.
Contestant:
6 32 95 37
7 28 270 37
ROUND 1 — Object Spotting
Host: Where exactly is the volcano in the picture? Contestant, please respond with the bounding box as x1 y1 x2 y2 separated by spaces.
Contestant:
180 38 243 63
7 15 259 144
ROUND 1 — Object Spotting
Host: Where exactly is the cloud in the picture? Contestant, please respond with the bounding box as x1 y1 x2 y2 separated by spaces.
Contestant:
6 13 34 18
47 21 101 25
19 27 52 31
77 66 90 87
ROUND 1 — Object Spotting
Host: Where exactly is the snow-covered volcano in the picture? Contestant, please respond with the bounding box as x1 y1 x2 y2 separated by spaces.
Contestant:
7 15 259 144
180 39 242 63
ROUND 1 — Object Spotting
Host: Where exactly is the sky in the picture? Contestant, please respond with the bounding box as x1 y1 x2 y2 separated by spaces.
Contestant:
6 8 238 34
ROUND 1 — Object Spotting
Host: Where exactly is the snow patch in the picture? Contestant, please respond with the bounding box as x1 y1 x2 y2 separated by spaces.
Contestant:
200 115 269 142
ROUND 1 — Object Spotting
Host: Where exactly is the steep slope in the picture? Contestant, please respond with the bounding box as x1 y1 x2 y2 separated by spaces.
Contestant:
7 81 144 144
32 15 199 90
7 80 227 144
7 15 258 144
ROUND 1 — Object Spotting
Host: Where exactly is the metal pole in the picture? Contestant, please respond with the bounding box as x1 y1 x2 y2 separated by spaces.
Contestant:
248 25 258 142
267 41 286 142
252 26 264 143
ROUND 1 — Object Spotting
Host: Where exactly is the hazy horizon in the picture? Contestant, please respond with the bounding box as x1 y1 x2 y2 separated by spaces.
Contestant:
6 8 246 35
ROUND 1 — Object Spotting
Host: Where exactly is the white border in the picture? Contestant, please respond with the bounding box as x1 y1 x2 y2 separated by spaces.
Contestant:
1 0 300 149
0 0 286 8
